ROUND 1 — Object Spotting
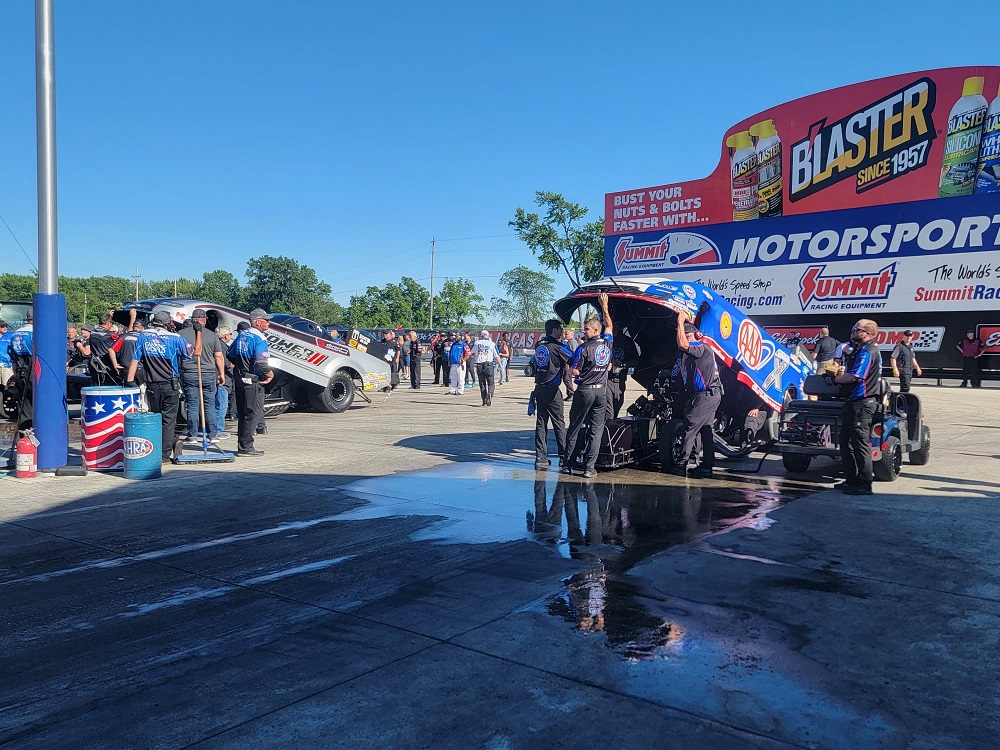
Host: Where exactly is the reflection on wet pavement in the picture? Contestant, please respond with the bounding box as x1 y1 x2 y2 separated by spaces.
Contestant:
340 459 805 661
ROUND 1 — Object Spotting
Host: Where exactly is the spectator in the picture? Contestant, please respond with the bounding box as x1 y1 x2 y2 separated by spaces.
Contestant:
399 334 409 379
215 325 235 438
956 330 985 387
429 331 442 384
439 332 452 388
448 331 470 395
813 326 839 373
408 330 423 389
890 330 922 393
470 329 499 406
464 331 477 387
496 332 512 385
561 327 579 402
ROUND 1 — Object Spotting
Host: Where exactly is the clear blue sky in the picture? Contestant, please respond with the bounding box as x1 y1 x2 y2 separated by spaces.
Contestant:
0 0 992 312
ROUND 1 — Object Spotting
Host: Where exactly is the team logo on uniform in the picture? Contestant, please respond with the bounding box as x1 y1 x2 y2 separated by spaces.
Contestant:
535 345 550 367
595 343 612 367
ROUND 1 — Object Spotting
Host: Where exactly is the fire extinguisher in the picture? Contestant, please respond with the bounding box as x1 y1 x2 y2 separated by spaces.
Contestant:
15 434 38 478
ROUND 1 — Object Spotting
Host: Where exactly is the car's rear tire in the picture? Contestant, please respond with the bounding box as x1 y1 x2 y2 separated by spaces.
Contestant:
781 452 812 473
908 424 931 465
307 371 355 413
874 435 902 482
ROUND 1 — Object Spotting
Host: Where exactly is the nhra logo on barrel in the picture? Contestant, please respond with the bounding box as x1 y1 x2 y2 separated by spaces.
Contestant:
124 437 154 459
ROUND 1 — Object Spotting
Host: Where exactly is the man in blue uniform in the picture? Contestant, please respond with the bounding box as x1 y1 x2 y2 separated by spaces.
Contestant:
834 318 882 495
5 311 35 467
533 319 574 469
228 308 274 456
673 309 723 478
562 312 612 478
126 311 193 463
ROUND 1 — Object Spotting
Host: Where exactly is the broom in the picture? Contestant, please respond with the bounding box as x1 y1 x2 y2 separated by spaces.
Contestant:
173 325 235 464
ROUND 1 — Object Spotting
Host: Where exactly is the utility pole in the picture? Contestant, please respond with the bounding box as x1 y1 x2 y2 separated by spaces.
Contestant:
173 278 177 297
82 292 87 324
429 237 435 329
133 267 141 301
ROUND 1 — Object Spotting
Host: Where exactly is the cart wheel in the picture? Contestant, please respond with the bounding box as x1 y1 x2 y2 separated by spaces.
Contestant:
658 419 687 472
873 435 902 481
908 425 930 465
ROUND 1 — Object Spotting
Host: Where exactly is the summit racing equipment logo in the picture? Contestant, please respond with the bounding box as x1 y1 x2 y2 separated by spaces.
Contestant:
613 232 720 273
798 263 897 310
790 78 936 201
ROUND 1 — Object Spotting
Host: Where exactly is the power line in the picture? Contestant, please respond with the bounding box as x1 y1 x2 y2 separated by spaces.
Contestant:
0 211 37 273
434 233 515 243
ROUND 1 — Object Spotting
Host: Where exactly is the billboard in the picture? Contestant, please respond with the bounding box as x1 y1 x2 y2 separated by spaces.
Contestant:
604 67 1000 318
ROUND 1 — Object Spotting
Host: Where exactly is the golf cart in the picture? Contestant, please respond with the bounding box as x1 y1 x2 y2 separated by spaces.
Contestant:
776 373 931 481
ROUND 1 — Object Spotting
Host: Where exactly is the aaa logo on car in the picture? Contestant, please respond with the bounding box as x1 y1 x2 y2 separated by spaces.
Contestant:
737 319 774 371
124 437 154 459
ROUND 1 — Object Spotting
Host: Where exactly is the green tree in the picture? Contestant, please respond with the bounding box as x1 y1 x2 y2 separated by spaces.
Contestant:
199 269 244 308
490 265 555 328
243 255 339 321
509 191 605 289
433 278 485 328
346 276 430 329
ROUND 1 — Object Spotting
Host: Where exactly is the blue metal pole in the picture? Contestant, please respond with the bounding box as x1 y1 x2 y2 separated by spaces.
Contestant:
34 0 68 470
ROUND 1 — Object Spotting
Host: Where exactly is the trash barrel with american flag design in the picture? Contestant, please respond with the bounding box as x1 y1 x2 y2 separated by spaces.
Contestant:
80 385 140 471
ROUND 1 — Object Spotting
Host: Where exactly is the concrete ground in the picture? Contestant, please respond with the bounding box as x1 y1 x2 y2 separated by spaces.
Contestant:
1 370 998 749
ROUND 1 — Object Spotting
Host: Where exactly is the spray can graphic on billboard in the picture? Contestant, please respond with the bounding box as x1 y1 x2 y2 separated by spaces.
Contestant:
726 131 759 221
975 82 1000 194
939 76 988 197
749 119 782 217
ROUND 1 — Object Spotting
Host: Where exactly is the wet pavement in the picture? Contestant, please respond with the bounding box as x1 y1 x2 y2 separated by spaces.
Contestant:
2 379 999 748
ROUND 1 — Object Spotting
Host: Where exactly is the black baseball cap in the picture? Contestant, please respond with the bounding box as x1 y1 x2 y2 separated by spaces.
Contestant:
903 329 913 336
0 319 7 327
683 322 698 334
191 308 208 319
151 311 171 326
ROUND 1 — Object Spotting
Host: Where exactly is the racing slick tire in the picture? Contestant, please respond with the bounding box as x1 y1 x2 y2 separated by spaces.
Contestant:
873 435 902 482
781 452 812 473
307 371 355 413
658 419 692 473
908 425 931 466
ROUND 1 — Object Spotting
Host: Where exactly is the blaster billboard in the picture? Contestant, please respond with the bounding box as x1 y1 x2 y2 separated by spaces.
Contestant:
604 67 1000 320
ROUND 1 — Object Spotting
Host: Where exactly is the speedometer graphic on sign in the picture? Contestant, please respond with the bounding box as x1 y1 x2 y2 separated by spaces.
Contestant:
667 232 722 268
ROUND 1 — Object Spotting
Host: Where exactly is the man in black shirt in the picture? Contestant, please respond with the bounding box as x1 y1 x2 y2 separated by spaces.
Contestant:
598 293 628 421
673 309 723 478
562 314 612 478
533 319 574 470
86 314 123 385
813 326 839 374
834 318 882 495
890 330 922 393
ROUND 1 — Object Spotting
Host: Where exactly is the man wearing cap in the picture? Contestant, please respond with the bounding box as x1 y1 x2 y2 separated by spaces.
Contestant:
178 309 226 442
126 311 193 463
407 330 423 390
439 332 453 388
470 330 500 406
672 309 723 478
228 309 274 456
890 330 922 393
834 318 882 495
956 329 985 387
